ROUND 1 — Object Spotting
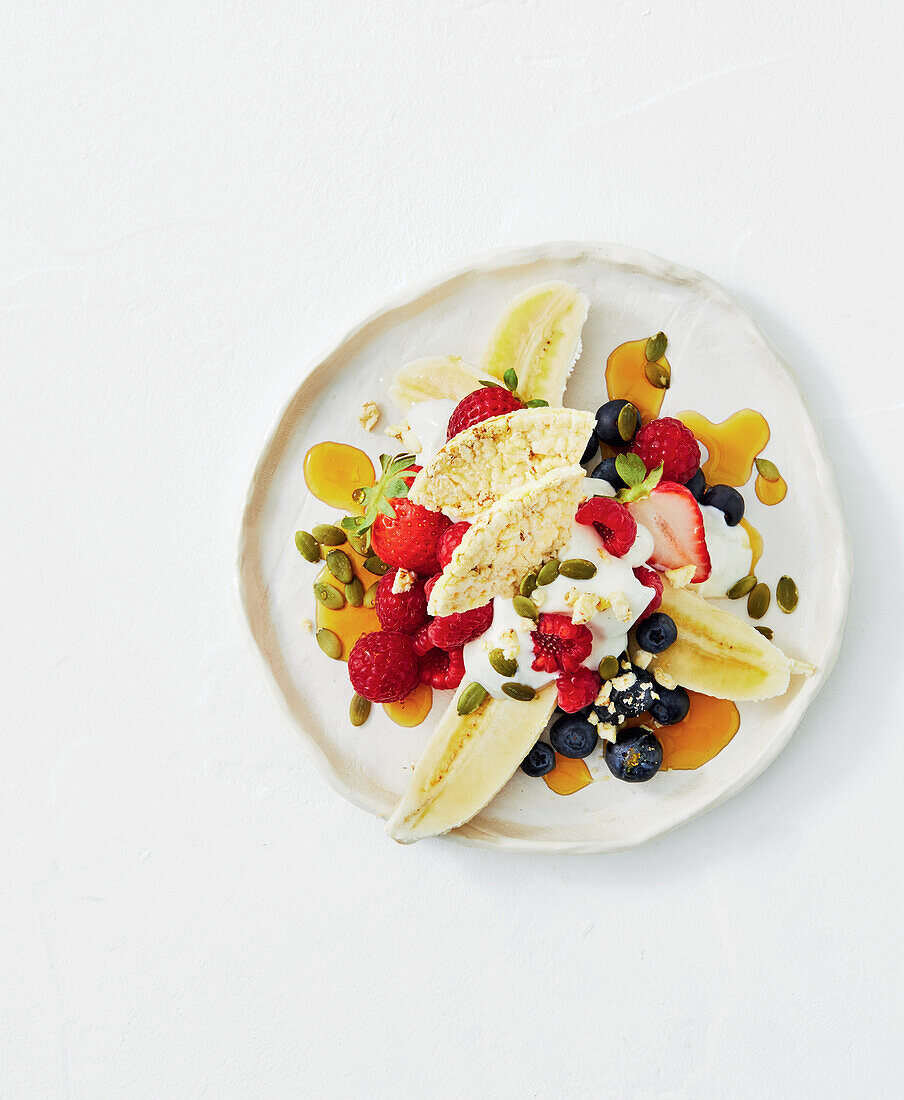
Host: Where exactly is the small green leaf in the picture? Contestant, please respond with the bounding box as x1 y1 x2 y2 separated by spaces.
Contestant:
645 331 668 362
617 462 663 504
615 453 647 487
525 398 549 408
479 379 503 388
502 368 518 392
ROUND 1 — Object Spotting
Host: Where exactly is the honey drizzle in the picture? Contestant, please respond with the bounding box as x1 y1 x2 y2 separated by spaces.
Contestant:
303 441 375 513
543 753 593 796
383 682 433 727
739 518 764 571
755 473 788 506
605 337 669 423
657 692 740 771
314 547 382 661
675 409 769 487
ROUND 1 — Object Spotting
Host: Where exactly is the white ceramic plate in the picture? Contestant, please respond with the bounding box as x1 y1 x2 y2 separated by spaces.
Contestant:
237 243 851 853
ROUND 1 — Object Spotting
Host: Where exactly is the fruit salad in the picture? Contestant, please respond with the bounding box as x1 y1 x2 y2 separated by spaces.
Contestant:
295 282 812 843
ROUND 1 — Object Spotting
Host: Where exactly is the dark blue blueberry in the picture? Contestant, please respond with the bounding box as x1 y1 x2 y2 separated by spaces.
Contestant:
604 728 663 782
685 468 706 501
580 434 599 465
549 711 599 759
521 740 556 776
701 484 745 527
649 684 690 726
594 399 640 448
634 612 677 654
593 661 658 725
590 456 627 491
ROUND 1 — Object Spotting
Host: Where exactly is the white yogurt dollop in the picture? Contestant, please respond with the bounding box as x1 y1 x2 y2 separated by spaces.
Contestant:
403 399 456 465
693 505 752 598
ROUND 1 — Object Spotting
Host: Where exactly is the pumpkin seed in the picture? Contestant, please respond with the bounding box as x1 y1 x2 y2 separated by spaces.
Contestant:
347 529 371 556
755 626 774 640
363 581 379 608
747 582 771 620
349 693 371 726
776 575 798 614
295 530 321 563
559 558 598 580
312 523 346 546
644 359 671 389
755 457 781 482
363 555 389 576
501 682 536 701
537 560 560 586
315 627 342 660
617 402 640 442
326 549 353 584
313 581 345 610
727 574 757 600
519 572 538 598
457 683 488 715
503 367 519 392
598 655 620 680
489 649 518 678
512 595 539 622
345 578 364 607
645 331 668 362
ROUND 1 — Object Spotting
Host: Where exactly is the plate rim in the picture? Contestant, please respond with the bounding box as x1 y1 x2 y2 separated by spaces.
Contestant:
236 241 853 853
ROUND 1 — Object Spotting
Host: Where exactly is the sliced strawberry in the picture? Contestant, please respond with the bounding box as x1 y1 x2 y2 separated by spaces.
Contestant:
627 482 711 583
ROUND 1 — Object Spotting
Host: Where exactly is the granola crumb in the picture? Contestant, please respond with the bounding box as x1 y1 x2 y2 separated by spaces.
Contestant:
633 648 653 670
358 400 380 432
665 564 696 589
301 618 313 633
391 568 417 594
652 667 677 690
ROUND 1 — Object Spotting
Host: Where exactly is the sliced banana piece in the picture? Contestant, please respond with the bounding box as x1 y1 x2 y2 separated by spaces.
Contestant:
483 281 589 405
386 684 558 843
388 356 482 411
409 407 595 520
428 465 586 616
631 581 812 701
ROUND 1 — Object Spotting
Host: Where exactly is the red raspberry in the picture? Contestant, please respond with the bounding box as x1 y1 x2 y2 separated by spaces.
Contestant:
348 631 419 703
412 622 435 657
629 417 701 485
446 387 524 440
374 570 428 634
423 575 439 604
556 665 601 713
418 645 465 690
428 601 494 650
371 497 451 576
575 497 637 557
632 566 663 620
531 613 594 673
436 522 471 569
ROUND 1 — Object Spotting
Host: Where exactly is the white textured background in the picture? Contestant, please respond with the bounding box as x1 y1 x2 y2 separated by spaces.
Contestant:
2 2 901 1097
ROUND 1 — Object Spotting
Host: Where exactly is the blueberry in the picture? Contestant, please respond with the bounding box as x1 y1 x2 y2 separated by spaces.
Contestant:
580 434 599 465
701 484 745 527
685 468 706 501
593 660 658 725
604 728 663 782
521 740 556 776
649 684 690 725
594 399 640 448
549 711 599 759
634 612 677 654
589 456 627 491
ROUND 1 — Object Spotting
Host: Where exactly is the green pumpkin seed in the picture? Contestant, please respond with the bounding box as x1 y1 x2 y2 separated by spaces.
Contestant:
776 575 798 614
727 574 757 600
512 595 539 622
755 457 781 482
363 581 379 608
503 367 519 392
645 331 668 362
644 359 671 389
312 523 346 546
313 581 345 610
747 582 771 620
349 693 371 726
537 560 560 586
520 572 538 598
345 578 364 607
326 549 353 584
363 555 389 576
457 683 488 715
617 402 640 442
559 558 598 580
501 682 536 702
315 627 342 660
755 626 774 640
489 649 518 678
598 655 620 680
347 529 371 556
295 530 321 563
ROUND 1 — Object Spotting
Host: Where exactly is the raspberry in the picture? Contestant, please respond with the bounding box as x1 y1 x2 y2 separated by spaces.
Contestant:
374 570 428 634
436 521 471 569
348 631 419 703
418 645 465 690
446 387 524 440
371 497 451 576
427 601 494 650
629 417 700 485
633 566 663 620
556 665 601 713
575 497 637 557
423 575 439 604
531 613 593 673
412 622 435 656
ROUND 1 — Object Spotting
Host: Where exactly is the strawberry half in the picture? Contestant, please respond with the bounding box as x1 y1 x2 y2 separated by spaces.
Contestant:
627 482 711 583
